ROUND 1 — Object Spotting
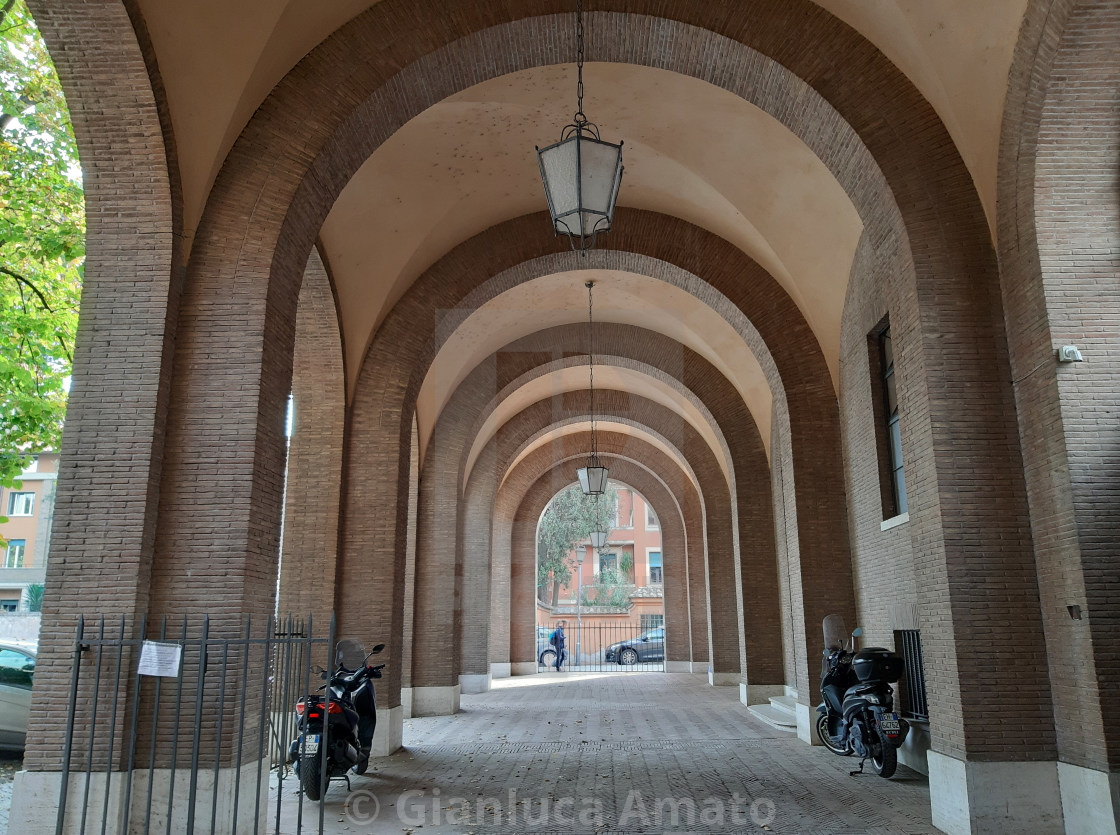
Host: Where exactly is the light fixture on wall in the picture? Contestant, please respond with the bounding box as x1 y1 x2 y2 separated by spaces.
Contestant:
536 0 624 253
577 280 608 495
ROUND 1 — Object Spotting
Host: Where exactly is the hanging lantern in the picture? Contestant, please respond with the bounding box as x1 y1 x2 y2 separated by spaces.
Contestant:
536 0 624 253
577 456 609 496
589 529 609 549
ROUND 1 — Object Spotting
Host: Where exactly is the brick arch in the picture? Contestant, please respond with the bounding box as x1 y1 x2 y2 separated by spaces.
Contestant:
489 390 783 691
504 449 692 669
151 0 994 647
494 431 706 672
347 217 839 706
998 0 1120 777
24 0 180 771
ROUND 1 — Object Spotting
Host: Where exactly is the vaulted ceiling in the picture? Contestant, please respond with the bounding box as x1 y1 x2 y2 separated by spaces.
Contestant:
133 0 1030 469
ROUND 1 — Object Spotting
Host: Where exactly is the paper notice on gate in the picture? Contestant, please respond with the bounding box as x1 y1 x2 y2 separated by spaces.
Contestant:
138 640 182 677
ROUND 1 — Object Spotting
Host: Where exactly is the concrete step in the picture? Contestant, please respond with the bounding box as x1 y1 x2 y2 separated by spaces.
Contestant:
746 703 797 732
768 695 798 718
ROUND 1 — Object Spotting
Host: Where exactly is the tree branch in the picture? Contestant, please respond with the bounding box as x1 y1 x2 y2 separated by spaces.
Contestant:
0 266 53 311
0 0 16 30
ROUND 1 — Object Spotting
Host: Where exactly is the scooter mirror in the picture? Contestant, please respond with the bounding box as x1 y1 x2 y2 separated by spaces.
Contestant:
371 644 386 654
851 627 863 638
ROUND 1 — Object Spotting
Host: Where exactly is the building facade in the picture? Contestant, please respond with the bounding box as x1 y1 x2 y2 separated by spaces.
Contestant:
0 453 56 612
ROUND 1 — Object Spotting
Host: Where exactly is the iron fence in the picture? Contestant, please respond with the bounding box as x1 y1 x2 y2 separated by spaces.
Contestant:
536 622 666 672
49 612 346 835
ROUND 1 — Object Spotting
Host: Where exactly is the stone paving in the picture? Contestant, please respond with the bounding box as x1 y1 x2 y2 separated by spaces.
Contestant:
271 672 938 834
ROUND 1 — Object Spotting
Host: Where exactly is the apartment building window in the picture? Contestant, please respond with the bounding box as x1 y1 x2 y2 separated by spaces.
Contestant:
640 614 664 631
872 324 907 517
3 540 25 569
7 492 33 516
599 552 617 575
894 629 929 720
0 601 17 613
646 505 658 529
648 551 663 584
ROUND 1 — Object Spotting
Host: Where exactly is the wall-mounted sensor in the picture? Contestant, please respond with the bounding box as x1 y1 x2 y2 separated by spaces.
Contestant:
1058 345 1084 363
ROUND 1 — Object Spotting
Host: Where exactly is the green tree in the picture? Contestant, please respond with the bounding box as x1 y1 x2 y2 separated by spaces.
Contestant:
24 581 42 612
536 482 619 605
0 0 83 487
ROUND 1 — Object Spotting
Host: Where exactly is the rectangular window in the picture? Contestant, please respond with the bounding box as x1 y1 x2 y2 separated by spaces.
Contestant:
648 551 663 584
872 325 907 517
3 541 25 569
0 600 17 613
640 614 664 631
7 492 33 516
599 552 617 575
646 504 658 529
894 629 928 720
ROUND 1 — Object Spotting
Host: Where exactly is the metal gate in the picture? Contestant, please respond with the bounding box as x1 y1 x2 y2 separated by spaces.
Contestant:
536 622 666 672
49 613 343 835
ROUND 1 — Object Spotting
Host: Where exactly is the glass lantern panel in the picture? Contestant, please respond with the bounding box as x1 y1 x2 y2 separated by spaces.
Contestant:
539 139 580 224
579 137 622 217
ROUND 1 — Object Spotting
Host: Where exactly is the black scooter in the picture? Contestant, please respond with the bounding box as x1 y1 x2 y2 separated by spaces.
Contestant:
815 615 908 778
288 639 385 800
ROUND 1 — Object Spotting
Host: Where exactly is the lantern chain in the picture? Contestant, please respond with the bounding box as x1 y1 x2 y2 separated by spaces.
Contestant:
587 280 596 457
575 0 585 124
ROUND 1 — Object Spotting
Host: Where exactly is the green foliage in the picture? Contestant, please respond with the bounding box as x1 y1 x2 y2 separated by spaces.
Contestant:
619 551 633 582
24 581 42 612
580 566 632 608
0 0 83 486
536 482 619 602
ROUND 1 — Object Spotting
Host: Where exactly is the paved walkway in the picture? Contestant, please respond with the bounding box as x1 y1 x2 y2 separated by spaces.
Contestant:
273 672 937 834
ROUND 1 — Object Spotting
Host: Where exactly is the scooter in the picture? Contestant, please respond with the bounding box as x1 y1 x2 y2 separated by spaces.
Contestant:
288 639 385 800
815 614 908 778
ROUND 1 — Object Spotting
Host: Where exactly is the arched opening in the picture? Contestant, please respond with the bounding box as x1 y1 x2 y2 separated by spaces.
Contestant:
534 479 670 673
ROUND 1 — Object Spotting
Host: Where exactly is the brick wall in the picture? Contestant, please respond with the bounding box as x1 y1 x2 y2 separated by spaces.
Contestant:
999 0 1120 771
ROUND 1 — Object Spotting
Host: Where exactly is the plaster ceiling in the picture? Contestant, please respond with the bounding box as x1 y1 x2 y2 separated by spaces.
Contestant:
501 421 701 497
415 270 772 466
135 0 1027 252
462 364 732 492
322 63 861 393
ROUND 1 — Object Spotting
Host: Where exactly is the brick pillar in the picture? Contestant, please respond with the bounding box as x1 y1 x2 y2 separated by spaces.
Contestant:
997 1 1120 830
20 0 177 791
460 442 498 691
411 357 498 711
277 249 344 619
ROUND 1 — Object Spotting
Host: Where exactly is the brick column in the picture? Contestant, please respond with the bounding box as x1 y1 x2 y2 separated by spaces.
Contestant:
276 249 344 618
996 1 1120 830
20 0 177 788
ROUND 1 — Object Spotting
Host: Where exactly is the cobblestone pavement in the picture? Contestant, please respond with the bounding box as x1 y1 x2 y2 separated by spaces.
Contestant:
272 672 937 834
0 752 21 835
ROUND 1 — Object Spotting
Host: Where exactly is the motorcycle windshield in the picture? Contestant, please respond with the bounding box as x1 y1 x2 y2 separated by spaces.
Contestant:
335 638 367 671
822 614 848 651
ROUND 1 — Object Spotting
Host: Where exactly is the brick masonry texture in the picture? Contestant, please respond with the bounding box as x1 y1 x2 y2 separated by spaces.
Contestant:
998 0 1120 772
430 321 776 679
27 0 1117 796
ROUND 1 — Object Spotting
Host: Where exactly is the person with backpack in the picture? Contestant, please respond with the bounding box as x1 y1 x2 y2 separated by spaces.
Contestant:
548 621 567 671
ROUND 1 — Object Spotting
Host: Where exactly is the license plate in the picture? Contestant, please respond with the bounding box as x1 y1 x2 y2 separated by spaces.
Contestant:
879 713 900 733
303 735 319 755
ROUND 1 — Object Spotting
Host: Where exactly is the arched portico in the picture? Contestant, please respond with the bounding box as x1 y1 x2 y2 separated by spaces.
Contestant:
18 0 1117 830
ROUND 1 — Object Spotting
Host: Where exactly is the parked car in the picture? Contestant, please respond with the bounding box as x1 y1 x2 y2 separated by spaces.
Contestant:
605 628 664 665
0 640 35 751
537 626 557 667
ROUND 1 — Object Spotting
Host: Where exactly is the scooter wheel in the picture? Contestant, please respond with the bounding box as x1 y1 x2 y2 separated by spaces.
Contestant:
816 712 851 756
871 727 897 778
